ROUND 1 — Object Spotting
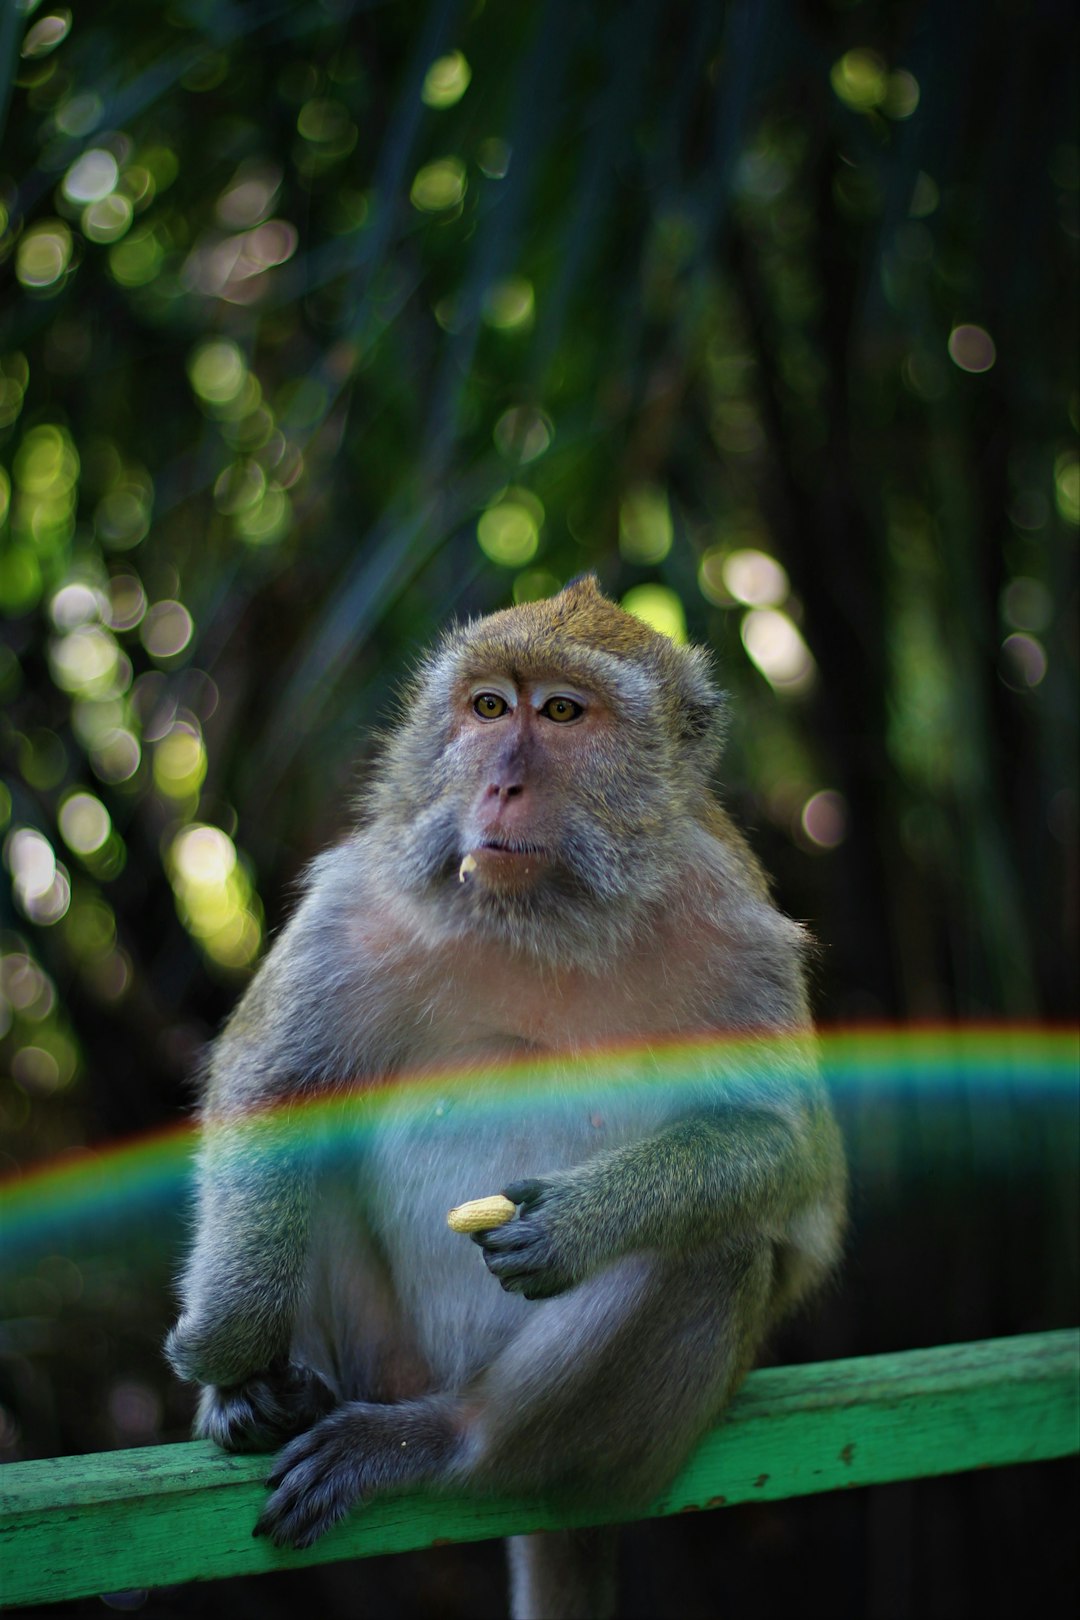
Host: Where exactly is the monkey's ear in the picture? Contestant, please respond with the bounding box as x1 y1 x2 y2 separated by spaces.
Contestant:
680 689 727 743
562 571 603 594
669 645 728 750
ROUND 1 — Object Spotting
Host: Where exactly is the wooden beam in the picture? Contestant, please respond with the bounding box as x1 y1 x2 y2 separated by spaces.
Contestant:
1 1331 1077 1608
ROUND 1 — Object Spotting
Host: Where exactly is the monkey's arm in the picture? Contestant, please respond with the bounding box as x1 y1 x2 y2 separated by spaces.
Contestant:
166 1111 313 1387
475 1084 844 1300
166 853 386 1442
165 1105 339 1450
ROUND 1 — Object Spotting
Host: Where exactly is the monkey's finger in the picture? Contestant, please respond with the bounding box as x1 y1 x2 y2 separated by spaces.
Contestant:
479 1232 552 1282
481 1240 544 1274
470 1223 533 1253
257 1444 364 1547
482 1250 574 1299
264 1425 326 1489
255 1476 355 1549
502 1178 550 1210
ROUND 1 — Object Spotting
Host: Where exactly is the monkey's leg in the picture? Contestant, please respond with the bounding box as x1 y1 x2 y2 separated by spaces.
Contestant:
464 1240 775 1502
506 1528 619 1620
256 1241 774 1556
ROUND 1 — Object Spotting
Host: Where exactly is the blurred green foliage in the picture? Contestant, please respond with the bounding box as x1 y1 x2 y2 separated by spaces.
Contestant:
1 0 1077 1170
0 0 1076 1122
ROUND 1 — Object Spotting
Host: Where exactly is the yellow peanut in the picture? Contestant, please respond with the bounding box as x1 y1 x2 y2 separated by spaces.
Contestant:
447 1194 516 1232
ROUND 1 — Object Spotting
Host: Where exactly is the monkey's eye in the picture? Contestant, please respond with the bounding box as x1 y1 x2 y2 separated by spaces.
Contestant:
539 696 583 723
473 692 509 719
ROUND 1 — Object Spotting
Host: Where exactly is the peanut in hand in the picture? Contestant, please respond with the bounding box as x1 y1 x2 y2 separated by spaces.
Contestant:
447 1194 516 1232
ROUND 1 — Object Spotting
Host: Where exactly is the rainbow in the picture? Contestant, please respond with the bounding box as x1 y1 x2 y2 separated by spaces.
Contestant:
1 1025 1075 1263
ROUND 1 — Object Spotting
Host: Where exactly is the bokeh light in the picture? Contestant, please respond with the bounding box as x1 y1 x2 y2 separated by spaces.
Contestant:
999 633 1048 691
947 325 996 374
1001 578 1052 632
884 71 920 119
217 161 283 229
48 626 126 698
82 193 134 245
740 608 815 691
721 549 789 607
54 90 103 137
58 792 111 856
15 222 74 292
0 354 29 429
1054 452 1079 524
153 726 207 799
188 340 247 408
233 483 292 545
89 728 141 786
512 568 560 604
800 790 849 850
50 582 106 630
140 601 194 661
109 225 165 287
107 575 148 632
421 52 471 109
167 824 263 969
482 277 534 331
477 489 543 567
410 158 466 212
618 485 673 566
61 149 119 205
830 49 887 112
1 953 56 1021
477 137 511 179
21 11 72 59
620 584 687 643
5 827 71 925
493 406 552 464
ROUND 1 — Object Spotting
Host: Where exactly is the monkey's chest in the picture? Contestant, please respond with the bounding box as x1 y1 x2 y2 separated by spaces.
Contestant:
414 944 696 1053
361 1081 661 1388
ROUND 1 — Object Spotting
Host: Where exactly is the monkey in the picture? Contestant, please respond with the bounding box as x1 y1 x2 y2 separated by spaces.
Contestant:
165 575 846 1620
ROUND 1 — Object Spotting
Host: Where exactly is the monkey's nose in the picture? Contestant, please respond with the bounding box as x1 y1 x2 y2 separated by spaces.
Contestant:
484 776 525 802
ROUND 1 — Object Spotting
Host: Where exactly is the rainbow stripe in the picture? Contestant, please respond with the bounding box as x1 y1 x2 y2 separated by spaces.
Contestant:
1 1025 1075 1262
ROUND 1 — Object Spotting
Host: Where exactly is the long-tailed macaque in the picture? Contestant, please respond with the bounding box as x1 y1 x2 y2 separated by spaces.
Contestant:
166 576 846 1620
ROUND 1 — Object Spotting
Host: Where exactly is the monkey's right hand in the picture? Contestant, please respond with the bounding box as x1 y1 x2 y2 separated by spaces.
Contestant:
194 1363 336 1454
471 1175 597 1299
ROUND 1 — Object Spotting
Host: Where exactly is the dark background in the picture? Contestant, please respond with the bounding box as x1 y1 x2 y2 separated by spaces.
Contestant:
1 1 1077 1615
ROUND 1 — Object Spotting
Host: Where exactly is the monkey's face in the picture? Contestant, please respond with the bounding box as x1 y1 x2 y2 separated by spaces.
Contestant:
452 673 613 898
369 579 727 961
390 657 690 956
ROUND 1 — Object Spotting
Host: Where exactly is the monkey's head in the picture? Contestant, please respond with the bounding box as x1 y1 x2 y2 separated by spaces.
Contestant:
368 576 728 962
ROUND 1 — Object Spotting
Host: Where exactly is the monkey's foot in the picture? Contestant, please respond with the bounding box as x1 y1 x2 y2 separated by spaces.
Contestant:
197 1363 335 1454
254 1412 368 1548
254 1398 457 1549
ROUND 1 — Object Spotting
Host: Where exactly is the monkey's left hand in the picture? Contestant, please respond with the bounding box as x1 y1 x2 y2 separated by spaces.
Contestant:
471 1176 604 1299
196 1362 336 1453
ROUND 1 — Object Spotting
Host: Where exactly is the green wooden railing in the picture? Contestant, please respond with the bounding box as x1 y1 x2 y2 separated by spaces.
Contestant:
1 1330 1077 1609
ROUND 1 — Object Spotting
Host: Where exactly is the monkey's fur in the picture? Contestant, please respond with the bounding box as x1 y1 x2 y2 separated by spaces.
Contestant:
166 577 846 1619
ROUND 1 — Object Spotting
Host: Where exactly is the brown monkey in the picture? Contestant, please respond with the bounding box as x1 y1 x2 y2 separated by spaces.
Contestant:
166 576 845 1619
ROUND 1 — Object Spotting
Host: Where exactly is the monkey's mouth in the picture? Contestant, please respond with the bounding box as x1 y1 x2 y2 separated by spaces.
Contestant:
459 838 551 892
477 837 546 856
